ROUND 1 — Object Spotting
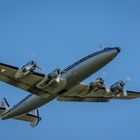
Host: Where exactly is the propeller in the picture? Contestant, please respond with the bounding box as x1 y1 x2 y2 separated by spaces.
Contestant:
102 71 108 77
56 74 61 83
124 77 131 84
95 77 111 93
31 53 44 72
32 52 36 61
105 87 111 93
123 88 128 96
110 76 132 97
122 77 131 96
36 65 43 71
101 71 111 93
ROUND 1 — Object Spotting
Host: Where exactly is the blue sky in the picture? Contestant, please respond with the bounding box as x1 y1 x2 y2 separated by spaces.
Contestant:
0 0 140 140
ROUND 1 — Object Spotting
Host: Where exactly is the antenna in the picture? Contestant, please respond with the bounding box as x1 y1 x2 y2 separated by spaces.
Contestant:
99 44 102 49
107 44 112 48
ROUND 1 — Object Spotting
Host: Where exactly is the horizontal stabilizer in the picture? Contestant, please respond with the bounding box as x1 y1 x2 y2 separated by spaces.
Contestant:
14 109 41 127
0 98 9 115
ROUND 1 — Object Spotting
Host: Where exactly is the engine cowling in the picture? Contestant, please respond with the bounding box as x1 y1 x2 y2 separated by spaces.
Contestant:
110 81 128 96
89 78 105 91
15 61 39 79
36 68 62 89
48 69 62 82
110 81 125 92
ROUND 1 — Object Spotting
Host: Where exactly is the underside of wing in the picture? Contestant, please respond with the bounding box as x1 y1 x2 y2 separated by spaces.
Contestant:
57 83 140 102
113 90 140 99
57 83 111 102
58 96 110 102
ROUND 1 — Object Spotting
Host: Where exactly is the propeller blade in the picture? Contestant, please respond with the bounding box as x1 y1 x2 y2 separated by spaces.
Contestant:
123 88 128 96
125 77 131 84
122 77 131 96
31 53 43 71
32 52 36 61
36 66 43 71
56 74 61 83
105 87 111 93
102 71 108 77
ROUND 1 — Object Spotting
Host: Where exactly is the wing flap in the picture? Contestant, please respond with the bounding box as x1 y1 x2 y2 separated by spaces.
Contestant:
62 83 89 96
0 74 48 97
58 96 110 102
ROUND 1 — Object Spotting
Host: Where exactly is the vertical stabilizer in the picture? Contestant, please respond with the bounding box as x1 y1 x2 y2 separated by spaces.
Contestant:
0 98 9 116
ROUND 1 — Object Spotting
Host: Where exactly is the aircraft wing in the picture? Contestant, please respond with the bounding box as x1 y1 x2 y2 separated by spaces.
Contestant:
57 83 111 102
0 63 51 97
57 83 140 102
112 91 140 99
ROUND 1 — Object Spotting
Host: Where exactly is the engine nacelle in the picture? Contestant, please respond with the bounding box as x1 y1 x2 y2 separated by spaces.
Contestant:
15 61 38 79
89 78 105 91
110 81 125 94
48 69 62 82
36 68 63 89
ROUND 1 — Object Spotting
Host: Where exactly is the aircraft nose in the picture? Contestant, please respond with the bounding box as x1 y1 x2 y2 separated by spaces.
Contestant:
116 47 121 53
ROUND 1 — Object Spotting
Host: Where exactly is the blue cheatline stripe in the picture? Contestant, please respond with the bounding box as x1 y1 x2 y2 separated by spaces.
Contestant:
2 94 32 116
1 89 68 117
63 48 116 72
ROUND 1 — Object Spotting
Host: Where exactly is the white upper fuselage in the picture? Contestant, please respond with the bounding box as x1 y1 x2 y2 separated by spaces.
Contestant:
63 47 120 88
1 47 121 120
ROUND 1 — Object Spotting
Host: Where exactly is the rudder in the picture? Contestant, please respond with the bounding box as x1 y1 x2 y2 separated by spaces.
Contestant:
0 98 9 116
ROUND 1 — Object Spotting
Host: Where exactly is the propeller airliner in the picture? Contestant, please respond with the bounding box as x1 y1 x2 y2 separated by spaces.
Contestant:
0 47 139 127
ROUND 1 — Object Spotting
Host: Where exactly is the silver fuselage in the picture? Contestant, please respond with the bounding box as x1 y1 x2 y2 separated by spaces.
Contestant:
1 47 120 120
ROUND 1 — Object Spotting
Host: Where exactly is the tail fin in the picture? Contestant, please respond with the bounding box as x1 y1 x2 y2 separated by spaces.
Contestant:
0 98 9 116
14 109 41 128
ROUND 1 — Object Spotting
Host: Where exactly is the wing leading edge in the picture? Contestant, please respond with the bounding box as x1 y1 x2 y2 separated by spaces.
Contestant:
0 63 67 98
0 63 46 95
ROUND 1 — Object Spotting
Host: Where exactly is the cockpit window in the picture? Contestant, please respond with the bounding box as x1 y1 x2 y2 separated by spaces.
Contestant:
30 61 35 65
104 47 110 50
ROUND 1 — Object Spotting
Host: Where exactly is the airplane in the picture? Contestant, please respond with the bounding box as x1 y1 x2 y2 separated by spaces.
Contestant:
0 47 140 127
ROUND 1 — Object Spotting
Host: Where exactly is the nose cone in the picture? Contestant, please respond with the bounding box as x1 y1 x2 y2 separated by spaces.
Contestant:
101 47 121 64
